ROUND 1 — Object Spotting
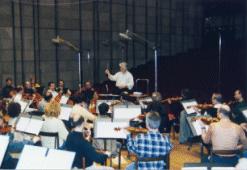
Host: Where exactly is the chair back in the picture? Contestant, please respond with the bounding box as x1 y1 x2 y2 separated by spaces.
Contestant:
135 154 170 170
39 131 59 149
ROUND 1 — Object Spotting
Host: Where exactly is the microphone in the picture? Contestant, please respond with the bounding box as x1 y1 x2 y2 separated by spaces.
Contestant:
119 32 132 40
51 36 63 44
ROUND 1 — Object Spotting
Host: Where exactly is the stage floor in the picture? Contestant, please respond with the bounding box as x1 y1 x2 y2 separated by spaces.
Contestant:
110 134 201 170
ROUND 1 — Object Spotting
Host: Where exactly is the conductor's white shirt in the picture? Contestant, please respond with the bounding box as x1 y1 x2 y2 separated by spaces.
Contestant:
108 71 134 90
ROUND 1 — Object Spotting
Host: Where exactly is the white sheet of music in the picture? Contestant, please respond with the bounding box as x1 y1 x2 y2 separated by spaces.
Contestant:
113 107 141 121
16 145 47 170
59 105 72 121
181 99 198 114
211 168 235 170
182 167 207 170
60 96 69 104
18 100 30 113
242 109 247 119
44 149 75 169
16 117 30 132
16 145 75 170
16 117 44 135
192 120 208 136
25 119 44 135
94 121 129 139
0 135 9 167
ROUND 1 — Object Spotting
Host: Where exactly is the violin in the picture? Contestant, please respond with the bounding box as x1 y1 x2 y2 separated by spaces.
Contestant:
191 116 219 125
114 126 148 135
161 96 182 104
191 103 214 110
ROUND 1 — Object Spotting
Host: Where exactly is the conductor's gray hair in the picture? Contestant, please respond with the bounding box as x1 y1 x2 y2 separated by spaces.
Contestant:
146 111 161 129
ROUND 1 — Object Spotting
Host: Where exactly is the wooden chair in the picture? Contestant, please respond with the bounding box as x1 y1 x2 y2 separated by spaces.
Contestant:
135 154 170 170
39 131 59 149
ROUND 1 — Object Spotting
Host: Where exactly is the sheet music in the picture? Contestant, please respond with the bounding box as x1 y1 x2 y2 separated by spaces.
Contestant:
0 135 9 166
16 117 44 135
241 109 247 119
16 117 30 132
181 99 198 114
16 145 47 169
60 96 69 104
192 120 208 136
59 105 72 121
18 100 30 113
16 145 75 170
44 149 75 169
113 107 141 121
25 119 44 135
211 168 235 170
94 121 129 139
182 168 207 170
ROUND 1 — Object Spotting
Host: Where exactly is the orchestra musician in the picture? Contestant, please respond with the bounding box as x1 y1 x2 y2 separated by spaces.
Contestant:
63 115 112 169
231 89 247 124
81 81 96 106
23 81 35 95
146 92 169 133
126 111 173 170
1 77 14 98
201 104 247 166
105 62 134 94
56 79 68 95
45 81 58 98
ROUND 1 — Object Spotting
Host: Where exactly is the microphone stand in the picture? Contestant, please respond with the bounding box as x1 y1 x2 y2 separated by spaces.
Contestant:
126 30 158 92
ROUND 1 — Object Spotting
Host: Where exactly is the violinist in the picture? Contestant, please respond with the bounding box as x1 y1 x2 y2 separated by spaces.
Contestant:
201 104 247 166
1 77 14 98
24 81 34 95
126 111 173 170
56 79 69 95
146 92 169 133
81 81 96 106
45 81 58 98
231 89 247 124
207 93 223 117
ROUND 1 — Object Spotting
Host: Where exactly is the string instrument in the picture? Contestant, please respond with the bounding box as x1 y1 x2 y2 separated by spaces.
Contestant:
114 126 148 135
0 114 11 134
32 92 43 108
161 96 182 104
54 92 63 103
191 103 214 110
191 116 219 125
88 92 99 113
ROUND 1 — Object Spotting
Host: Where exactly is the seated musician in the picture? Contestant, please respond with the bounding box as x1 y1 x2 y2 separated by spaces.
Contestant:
93 103 119 155
105 62 134 94
231 89 247 124
63 114 110 169
37 90 53 113
201 104 247 166
81 81 96 106
146 92 169 133
41 100 68 149
56 79 69 94
70 96 96 122
1 77 14 98
126 111 173 170
45 81 58 98
1 103 40 169
207 93 223 117
23 81 35 95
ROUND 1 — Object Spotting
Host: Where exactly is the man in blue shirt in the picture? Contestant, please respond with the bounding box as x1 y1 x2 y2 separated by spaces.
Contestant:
126 111 173 170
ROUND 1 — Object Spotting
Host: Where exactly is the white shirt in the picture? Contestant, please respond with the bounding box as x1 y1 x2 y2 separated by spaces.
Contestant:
108 71 134 90
40 116 68 149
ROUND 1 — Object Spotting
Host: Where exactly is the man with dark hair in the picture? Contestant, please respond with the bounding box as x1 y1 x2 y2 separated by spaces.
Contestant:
126 112 173 170
7 102 21 119
81 81 96 105
202 104 247 166
146 92 169 133
98 102 110 117
46 81 58 97
1 78 14 98
231 89 247 124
